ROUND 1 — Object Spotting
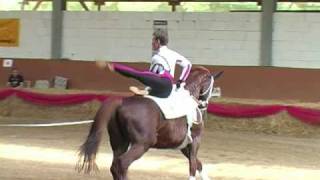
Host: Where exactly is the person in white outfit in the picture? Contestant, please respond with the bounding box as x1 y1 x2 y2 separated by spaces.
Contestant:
97 29 192 98
97 29 194 142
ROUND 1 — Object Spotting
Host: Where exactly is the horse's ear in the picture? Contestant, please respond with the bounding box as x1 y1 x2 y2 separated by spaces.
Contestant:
211 71 224 80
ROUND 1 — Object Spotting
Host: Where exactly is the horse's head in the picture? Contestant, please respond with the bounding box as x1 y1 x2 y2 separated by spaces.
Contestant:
185 66 223 110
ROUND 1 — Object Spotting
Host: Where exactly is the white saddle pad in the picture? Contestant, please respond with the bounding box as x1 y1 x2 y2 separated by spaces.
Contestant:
144 85 198 120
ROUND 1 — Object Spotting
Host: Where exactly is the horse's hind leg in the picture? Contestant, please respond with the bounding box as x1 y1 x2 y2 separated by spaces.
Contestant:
111 143 147 180
108 118 130 180
181 142 210 180
110 141 129 180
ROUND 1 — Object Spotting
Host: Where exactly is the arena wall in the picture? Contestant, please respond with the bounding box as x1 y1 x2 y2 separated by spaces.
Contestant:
1 58 320 102
1 11 260 65
273 13 320 68
1 11 320 101
1 11 320 68
0 12 51 58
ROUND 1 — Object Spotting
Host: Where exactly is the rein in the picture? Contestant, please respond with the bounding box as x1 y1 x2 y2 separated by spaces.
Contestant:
199 76 214 111
200 76 214 97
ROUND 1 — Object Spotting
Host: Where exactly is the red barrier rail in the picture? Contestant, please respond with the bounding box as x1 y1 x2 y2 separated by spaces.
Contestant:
1 88 320 125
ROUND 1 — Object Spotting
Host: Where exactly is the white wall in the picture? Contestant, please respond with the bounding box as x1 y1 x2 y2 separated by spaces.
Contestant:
2 11 319 68
0 11 260 66
62 12 152 61
273 13 320 69
62 12 261 66
0 12 51 59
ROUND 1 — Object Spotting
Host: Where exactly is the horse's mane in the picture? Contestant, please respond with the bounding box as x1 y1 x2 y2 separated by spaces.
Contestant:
185 66 210 97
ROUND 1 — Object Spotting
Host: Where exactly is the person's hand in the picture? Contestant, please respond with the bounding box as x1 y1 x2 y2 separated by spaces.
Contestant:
176 80 183 89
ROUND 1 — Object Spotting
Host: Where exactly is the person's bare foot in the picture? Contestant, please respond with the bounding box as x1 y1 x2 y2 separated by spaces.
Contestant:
129 86 148 96
95 61 107 69
107 63 114 72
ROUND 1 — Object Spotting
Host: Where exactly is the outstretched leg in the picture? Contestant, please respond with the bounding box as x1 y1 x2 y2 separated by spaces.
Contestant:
111 143 148 180
110 63 173 98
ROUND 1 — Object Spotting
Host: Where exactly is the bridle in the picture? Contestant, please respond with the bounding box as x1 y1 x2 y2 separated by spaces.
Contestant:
198 75 214 111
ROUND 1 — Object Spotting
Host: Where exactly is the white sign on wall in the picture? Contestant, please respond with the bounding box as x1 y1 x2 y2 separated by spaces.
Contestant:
3 59 13 67
153 20 168 33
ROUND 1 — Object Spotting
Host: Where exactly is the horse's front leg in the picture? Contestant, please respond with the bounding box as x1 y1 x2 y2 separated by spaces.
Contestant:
181 141 210 180
181 144 198 180
189 156 197 180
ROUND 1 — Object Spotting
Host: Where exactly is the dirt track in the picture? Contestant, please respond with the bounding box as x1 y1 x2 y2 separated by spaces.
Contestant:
1 119 320 180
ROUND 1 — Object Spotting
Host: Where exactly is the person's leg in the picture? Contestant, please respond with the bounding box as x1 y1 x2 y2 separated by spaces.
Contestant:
112 63 172 97
146 77 172 98
112 63 164 82
129 75 172 98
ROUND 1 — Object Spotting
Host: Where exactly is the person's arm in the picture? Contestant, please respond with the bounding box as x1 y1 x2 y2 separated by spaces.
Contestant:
149 55 168 74
176 56 192 82
7 75 12 87
18 75 24 87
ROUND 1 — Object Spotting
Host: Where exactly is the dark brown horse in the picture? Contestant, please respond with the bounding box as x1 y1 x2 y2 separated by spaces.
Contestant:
77 66 222 180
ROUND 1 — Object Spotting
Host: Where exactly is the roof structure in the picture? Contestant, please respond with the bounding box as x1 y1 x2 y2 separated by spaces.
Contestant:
20 0 320 11
18 0 319 64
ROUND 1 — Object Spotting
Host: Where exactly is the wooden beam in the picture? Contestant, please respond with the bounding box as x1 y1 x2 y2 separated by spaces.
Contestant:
95 0 105 11
172 4 176 11
20 0 29 10
169 0 180 12
33 0 44 10
260 0 277 66
22 0 320 2
79 0 90 11
51 0 66 59
94 0 106 5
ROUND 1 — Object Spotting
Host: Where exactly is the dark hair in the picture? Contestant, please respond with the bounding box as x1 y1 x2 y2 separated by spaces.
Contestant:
153 29 168 45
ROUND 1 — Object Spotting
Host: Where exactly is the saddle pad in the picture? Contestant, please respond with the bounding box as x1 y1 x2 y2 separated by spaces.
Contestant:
144 86 198 119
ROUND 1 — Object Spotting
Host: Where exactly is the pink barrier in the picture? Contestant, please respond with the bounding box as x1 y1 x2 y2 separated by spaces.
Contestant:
0 88 110 105
207 103 284 118
1 88 320 125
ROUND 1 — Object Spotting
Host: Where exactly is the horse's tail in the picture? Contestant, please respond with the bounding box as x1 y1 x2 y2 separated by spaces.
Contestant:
76 97 122 174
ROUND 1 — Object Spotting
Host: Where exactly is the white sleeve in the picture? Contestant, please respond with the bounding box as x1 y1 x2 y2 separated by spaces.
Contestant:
176 55 192 81
150 63 165 74
150 54 170 72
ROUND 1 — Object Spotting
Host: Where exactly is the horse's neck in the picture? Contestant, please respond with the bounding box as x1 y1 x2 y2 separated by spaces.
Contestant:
185 80 201 98
185 68 210 98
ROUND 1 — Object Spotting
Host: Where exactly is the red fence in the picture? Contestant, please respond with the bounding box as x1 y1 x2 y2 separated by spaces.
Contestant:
1 88 320 125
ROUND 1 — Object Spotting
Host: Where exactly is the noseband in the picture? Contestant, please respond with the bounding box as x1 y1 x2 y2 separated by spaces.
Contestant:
198 75 214 110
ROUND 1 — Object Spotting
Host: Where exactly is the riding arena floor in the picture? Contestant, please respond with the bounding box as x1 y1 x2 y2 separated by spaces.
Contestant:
1 90 320 180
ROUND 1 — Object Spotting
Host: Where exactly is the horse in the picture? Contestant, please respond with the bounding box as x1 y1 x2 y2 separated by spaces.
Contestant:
77 66 222 180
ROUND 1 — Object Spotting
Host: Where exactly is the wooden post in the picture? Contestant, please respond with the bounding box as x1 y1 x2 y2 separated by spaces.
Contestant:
260 0 277 66
51 0 66 59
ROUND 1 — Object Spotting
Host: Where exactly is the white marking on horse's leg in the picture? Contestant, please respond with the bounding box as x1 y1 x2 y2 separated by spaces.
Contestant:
126 143 132 152
186 113 193 143
199 167 210 180
189 176 196 180
187 125 193 143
